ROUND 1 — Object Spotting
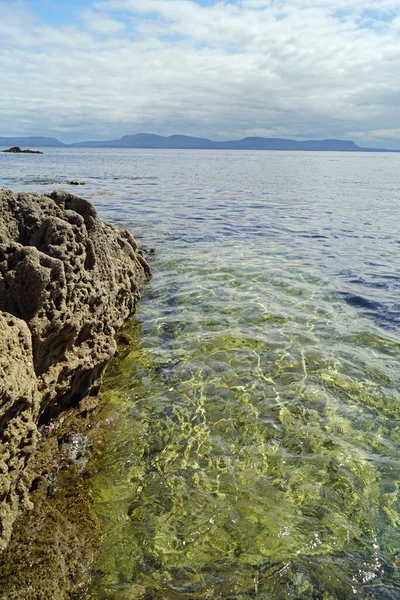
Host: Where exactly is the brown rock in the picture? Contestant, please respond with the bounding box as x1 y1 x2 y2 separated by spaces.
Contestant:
0 188 150 552
0 312 39 550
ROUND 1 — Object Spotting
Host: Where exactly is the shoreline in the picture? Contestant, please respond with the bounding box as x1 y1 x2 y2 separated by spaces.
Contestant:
0 188 150 598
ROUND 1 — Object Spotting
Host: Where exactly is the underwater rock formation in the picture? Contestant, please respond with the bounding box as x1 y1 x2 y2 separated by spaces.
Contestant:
0 188 150 553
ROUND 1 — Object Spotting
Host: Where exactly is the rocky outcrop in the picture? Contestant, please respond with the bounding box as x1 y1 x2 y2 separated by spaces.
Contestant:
0 313 38 548
2 146 43 154
0 188 150 552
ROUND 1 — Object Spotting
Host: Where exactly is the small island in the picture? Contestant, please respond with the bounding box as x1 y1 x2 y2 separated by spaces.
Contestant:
2 146 43 154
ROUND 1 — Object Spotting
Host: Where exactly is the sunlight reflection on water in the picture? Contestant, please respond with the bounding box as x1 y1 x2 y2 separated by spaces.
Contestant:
1 149 399 599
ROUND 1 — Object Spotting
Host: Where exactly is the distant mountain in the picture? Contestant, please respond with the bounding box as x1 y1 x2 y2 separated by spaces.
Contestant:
70 133 219 149
0 133 394 152
0 136 66 147
217 137 361 151
70 134 391 152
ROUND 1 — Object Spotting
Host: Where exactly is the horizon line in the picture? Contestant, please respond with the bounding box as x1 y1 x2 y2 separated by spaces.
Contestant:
0 132 398 152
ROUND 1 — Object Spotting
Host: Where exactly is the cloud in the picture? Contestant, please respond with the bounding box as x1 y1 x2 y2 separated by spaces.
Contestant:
0 0 400 146
82 10 126 34
349 127 400 139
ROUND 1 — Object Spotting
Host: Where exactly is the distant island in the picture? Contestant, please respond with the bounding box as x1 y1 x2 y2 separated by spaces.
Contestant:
2 146 43 154
0 134 396 152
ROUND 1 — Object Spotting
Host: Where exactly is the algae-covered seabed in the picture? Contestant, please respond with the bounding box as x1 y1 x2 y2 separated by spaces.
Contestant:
86 243 400 600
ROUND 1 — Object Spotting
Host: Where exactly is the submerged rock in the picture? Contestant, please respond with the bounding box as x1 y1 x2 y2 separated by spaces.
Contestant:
67 181 87 186
0 188 150 557
2 146 44 154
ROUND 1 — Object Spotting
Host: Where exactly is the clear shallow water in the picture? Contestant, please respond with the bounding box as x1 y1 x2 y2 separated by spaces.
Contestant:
1 149 400 599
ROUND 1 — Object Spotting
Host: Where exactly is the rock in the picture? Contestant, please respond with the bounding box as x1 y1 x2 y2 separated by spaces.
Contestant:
0 188 150 552
2 146 44 154
67 181 86 185
0 449 101 600
0 312 39 549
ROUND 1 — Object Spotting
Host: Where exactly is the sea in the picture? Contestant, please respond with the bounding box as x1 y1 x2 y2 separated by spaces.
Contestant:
1 148 399 599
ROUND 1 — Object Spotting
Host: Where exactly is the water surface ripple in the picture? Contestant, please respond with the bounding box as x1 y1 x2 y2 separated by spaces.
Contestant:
1 149 399 599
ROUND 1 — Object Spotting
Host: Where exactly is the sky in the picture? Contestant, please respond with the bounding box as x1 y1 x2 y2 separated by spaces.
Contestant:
1 0 400 147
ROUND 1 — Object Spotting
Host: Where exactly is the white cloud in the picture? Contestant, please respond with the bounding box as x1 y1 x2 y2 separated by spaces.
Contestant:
349 127 400 138
0 0 400 146
82 10 126 35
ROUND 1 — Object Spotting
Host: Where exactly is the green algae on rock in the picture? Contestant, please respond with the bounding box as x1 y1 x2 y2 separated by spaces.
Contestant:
0 404 102 600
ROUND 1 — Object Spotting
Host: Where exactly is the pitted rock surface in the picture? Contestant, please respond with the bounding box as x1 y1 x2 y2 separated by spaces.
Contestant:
0 188 150 551
0 312 38 549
